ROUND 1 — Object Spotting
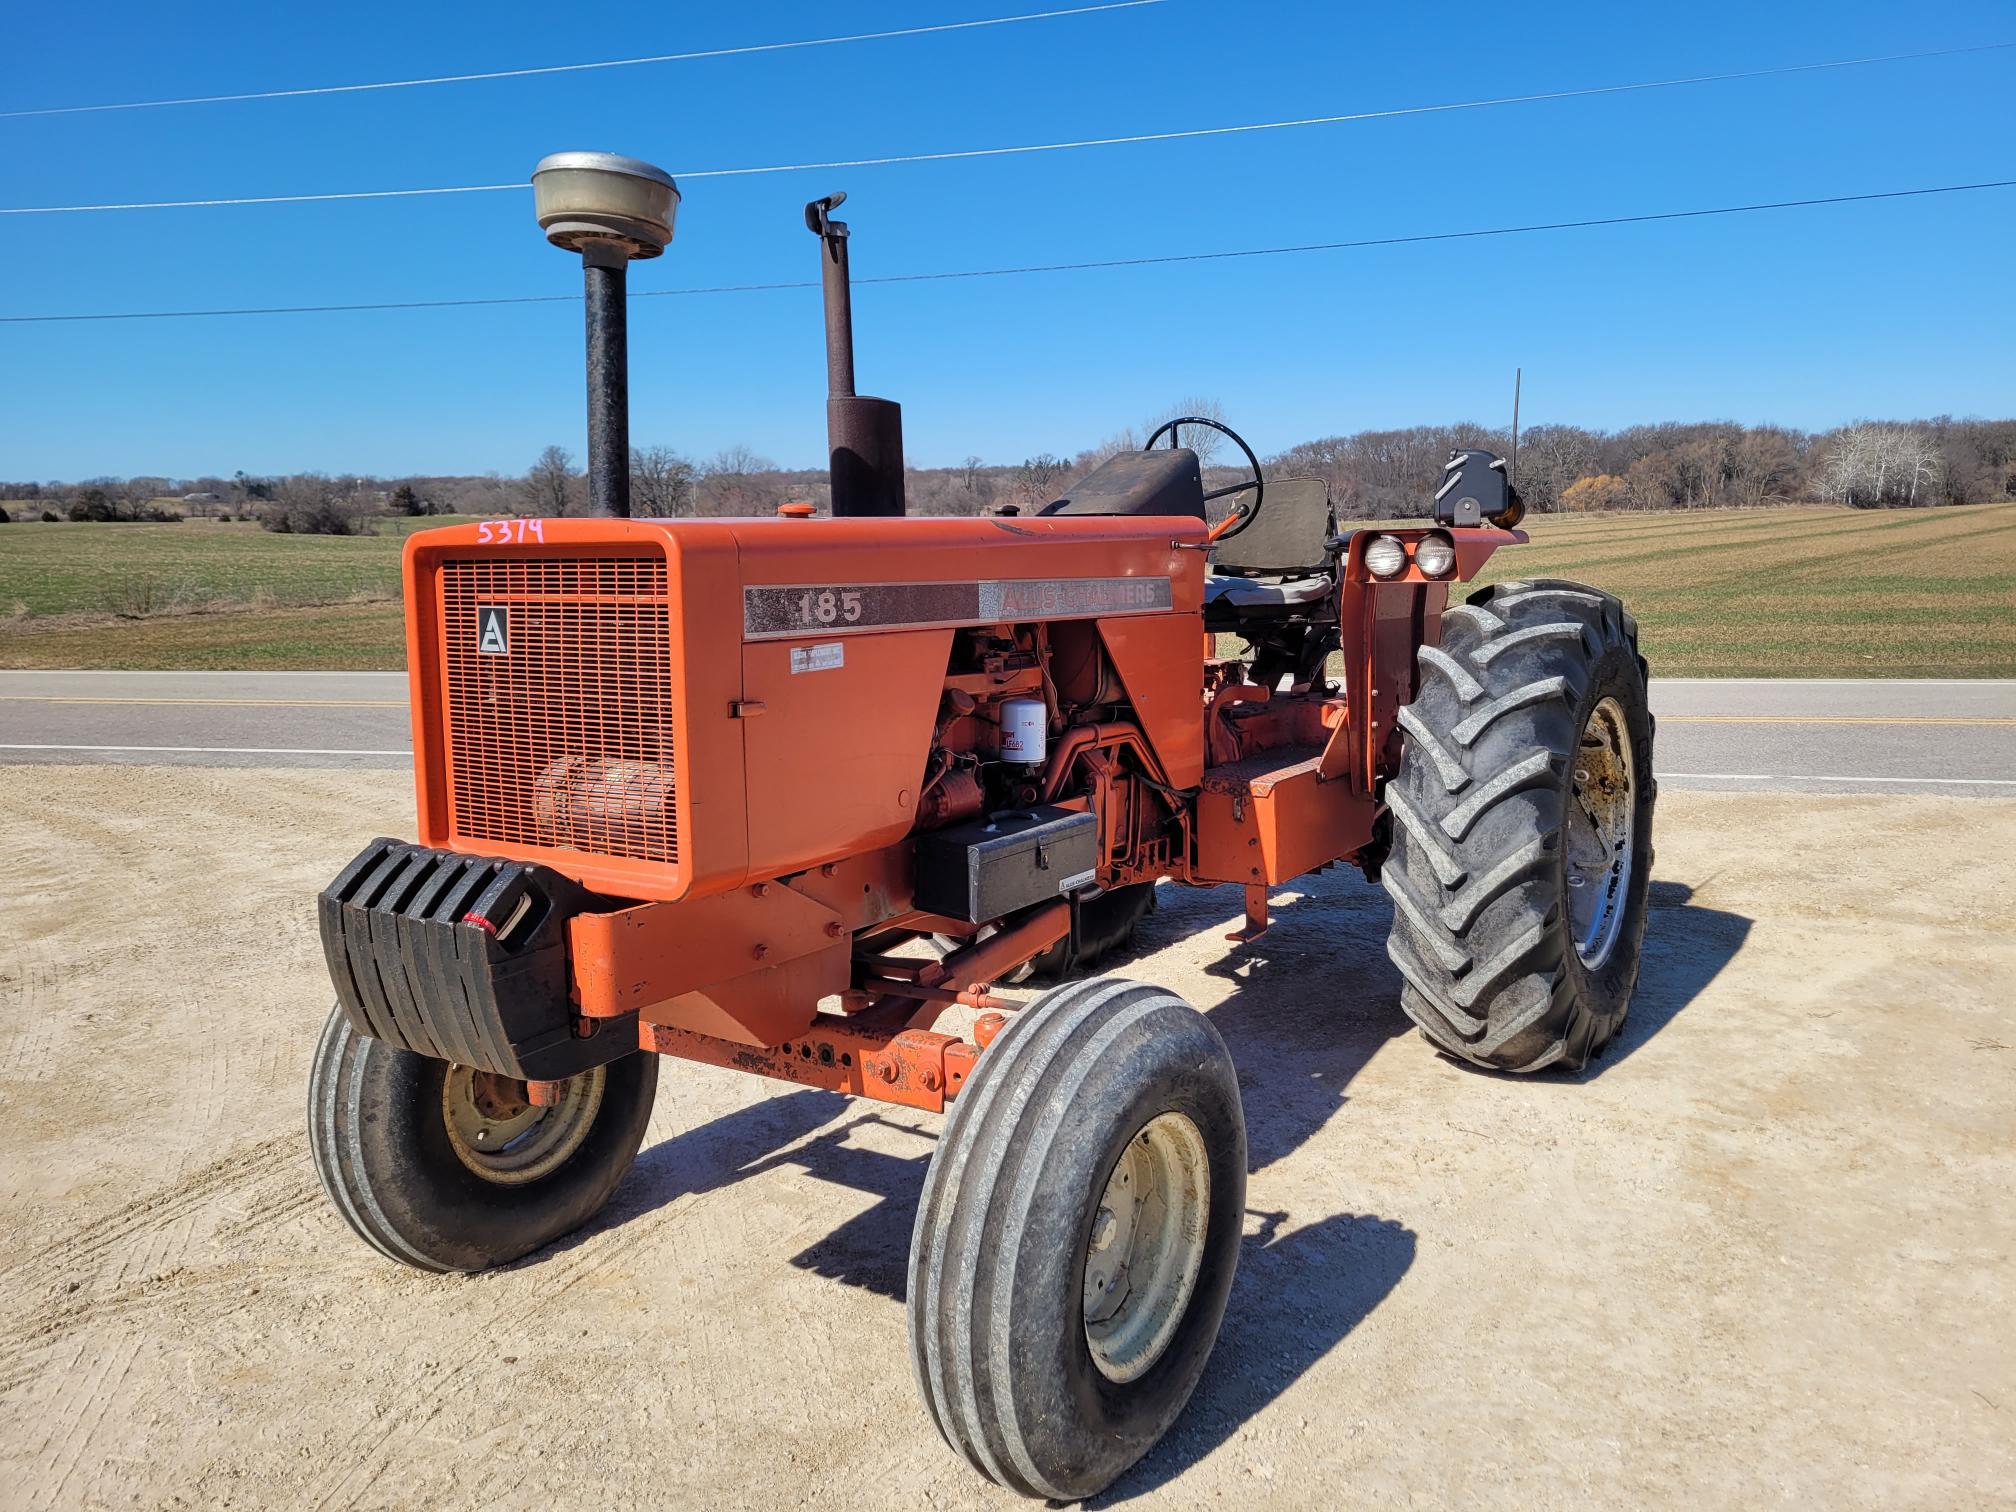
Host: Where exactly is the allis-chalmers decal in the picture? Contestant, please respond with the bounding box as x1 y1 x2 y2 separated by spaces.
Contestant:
742 577 1173 639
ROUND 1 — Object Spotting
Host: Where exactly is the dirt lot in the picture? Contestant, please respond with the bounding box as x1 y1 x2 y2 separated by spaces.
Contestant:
1 769 2011 1509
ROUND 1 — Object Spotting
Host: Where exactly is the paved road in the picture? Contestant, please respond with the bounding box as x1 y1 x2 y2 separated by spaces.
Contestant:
1 670 2011 795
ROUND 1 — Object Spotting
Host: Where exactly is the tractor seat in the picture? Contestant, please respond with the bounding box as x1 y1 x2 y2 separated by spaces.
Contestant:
1203 573 1335 611
1203 478 1337 626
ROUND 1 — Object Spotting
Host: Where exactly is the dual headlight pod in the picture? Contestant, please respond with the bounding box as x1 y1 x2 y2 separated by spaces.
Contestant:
1363 530 1458 580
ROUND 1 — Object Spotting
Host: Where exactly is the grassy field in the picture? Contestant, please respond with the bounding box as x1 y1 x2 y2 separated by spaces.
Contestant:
1464 501 2016 677
0 512 455 618
0 515 448 671
1 503 2011 674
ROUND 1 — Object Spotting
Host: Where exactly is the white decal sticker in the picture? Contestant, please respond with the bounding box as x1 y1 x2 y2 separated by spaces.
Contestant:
790 642 845 674
1058 869 1098 894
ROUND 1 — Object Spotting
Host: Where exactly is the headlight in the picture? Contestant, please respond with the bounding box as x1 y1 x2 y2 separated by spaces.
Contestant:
1413 531 1457 578
1363 534 1408 579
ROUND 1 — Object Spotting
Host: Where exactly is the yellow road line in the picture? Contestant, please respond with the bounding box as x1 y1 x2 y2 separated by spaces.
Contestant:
1659 715 2016 726
0 696 403 708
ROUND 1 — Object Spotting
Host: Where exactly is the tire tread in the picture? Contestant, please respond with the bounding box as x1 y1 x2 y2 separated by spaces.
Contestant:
907 978 1241 1500
306 1007 654 1273
1381 577 1653 1072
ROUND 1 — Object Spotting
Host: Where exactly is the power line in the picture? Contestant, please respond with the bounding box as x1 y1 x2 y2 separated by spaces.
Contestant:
4 40 2009 216
0 182 519 214
675 40 2016 177
0 1 1166 119
7 179 2009 324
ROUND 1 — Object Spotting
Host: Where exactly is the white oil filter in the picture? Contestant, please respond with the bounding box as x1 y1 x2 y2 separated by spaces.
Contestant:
1000 696 1048 764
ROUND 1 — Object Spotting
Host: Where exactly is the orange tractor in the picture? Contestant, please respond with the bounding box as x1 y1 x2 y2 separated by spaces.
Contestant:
308 154 1655 1499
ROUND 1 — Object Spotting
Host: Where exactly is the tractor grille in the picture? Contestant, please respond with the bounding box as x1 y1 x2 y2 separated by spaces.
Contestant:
438 554 678 864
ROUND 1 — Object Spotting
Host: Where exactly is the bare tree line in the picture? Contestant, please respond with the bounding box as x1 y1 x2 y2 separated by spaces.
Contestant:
1274 416 2016 518
5 412 2010 534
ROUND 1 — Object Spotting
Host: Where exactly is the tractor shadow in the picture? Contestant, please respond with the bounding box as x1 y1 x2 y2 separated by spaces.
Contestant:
1155 873 1748 1139
1402 878 1751 1084
541 1092 928 1299
1130 864 1421 1176
1091 1209 1416 1505
1599 879 1752 1070
744 1114 934 1300
538 869 1745 1491
534 1085 858 1265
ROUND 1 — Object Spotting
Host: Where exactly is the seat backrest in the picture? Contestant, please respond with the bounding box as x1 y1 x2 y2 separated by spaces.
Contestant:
1209 477 1334 576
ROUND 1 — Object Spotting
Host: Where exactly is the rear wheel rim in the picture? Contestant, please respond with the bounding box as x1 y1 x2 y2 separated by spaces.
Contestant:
441 1065 605 1185
1083 1111 1211 1384
1566 696 1637 969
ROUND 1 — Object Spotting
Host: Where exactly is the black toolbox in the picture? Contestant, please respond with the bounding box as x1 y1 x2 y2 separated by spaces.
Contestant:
913 806 1099 923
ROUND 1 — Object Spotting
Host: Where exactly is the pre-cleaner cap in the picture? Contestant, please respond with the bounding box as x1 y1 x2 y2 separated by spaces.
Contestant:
531 151 680 259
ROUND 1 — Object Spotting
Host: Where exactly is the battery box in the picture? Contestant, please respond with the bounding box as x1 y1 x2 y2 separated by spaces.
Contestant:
913 806 1099 923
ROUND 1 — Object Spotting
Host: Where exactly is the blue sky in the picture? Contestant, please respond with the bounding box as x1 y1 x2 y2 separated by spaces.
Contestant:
4 0 2012 481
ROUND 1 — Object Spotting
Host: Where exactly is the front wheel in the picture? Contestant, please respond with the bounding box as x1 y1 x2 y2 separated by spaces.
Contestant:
908 977 1246 1500
1382 578 1656 1072
307 1005 658 1272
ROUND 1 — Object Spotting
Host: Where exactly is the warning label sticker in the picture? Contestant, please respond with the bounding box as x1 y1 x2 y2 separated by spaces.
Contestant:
790 642 845 674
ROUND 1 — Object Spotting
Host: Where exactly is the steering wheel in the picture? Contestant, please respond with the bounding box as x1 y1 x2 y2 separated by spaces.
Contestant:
1143 416 1265 543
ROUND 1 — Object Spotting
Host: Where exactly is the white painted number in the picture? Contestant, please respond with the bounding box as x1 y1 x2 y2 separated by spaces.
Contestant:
796 588 864 625
476 518 547 545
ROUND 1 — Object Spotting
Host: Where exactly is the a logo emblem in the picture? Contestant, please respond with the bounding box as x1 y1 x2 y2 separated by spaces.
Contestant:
476 606 509 656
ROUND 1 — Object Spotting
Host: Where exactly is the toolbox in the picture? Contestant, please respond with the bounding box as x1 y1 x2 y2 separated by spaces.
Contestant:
913 806 1099 923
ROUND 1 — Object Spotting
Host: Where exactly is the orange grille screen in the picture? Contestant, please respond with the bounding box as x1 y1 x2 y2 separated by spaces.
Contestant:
438 554 678 864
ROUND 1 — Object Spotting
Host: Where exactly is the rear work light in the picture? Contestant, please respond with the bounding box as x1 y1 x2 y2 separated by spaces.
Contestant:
1363 535 1408 579
1413 531 1457 578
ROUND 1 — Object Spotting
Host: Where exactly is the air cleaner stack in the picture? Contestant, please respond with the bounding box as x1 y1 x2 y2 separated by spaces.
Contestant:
531 151 680 518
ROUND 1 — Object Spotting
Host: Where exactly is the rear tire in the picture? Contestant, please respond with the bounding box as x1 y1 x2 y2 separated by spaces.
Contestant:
307 1005 657 1272
908 977 1245 1500
1381 579 1656 1072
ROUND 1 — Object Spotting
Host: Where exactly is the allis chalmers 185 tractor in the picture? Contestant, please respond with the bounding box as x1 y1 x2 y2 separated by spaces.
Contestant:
308 153 1655 1499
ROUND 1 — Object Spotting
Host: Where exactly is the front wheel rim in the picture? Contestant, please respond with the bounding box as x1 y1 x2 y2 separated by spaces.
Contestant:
1566 696 1637 969
441 1065 605 1185
1083 1111 1211 1384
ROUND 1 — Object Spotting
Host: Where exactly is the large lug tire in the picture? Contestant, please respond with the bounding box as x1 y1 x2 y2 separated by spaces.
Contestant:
307 1005 658 1272
1381 578 1656 1073
908 977 1246 1500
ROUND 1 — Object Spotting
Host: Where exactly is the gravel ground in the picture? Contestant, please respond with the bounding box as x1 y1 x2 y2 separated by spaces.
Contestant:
0 768 2011 1509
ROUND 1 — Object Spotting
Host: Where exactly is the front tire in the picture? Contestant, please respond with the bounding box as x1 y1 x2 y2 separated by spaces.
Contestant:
908 977 1246 1500
307 1005 658 1272
1381 579 1656 1072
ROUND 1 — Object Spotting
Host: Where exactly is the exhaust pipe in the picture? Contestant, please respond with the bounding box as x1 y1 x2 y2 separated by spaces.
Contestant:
806 193 906 517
